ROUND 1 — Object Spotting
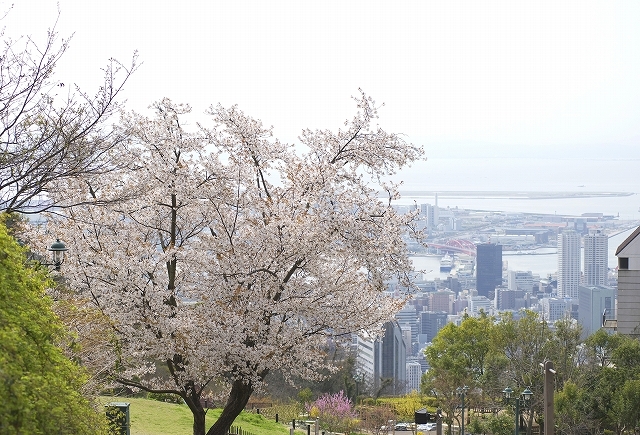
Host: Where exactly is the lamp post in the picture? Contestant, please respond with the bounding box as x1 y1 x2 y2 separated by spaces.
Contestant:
39 239 68 271
48 239 68 270
456 386 469 435
503 387 533 435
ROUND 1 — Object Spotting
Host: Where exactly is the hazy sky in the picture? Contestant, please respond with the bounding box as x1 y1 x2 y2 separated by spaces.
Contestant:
7 1 640 159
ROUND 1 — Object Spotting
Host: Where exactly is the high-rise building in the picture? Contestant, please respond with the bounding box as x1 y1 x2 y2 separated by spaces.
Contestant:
476 243 502 298
406 361 423 393
420 203 439 231
468 296 493 316
395 304 419 352
584 230 608 286
353 320 407 394
418 311 449 344
353 334 376 389
378 320 407 395
616 227 640 337
495 288 528 311
557 230 581 299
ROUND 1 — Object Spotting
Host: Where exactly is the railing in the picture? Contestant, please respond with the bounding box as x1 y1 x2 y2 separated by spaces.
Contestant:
228 425 257 435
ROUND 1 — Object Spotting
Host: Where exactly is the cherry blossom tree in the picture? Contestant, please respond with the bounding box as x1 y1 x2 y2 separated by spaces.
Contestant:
0 11 136 213
33 91 423 435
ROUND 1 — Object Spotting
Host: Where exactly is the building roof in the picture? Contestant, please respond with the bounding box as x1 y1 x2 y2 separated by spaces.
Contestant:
615 226 640 256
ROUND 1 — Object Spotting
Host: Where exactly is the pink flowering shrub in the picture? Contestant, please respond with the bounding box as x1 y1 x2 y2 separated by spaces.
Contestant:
307 390 357 434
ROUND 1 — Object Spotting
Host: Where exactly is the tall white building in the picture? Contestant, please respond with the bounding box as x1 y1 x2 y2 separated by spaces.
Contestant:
558 230 581 299
353 334 376 388
406 361 423 393
584 230 608 286
420 203 439 230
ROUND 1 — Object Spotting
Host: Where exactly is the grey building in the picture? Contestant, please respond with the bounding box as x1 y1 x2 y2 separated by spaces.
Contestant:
354 320 408 394
495 287 528 311
577 285 615 339
378 320 407 395
616 227 640 337
418 311 449 345
476 243 502 298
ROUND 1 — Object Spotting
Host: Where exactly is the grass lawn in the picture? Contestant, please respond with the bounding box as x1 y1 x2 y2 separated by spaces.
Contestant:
100 397 295 435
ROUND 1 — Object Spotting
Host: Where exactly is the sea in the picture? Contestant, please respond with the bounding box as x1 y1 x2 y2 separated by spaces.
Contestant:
397 157 640 280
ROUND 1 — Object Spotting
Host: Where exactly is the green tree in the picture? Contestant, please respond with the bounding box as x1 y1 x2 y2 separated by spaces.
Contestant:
394 390 427 428
492 311 578 435
555 381 591 435
583 328 623 367
605 338 640 434
612 379 640 434
549 317 583 388
0 217 107 434
484 413 514 435
423 314 495 434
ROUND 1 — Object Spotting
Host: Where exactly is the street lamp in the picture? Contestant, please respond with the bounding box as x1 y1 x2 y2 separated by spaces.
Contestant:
502 387 533 435
456 386 470 435
45 239 68 271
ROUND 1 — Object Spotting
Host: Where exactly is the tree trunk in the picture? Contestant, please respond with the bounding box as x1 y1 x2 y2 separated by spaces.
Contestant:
192 406 206 435
206 379 254 435
184 396 207 435
177 382 207 435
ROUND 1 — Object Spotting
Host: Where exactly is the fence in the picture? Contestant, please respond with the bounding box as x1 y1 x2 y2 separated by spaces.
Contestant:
228 425 257 435
246 403 302 423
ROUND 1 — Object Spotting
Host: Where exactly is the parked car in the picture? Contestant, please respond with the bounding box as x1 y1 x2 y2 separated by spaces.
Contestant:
417 422 437 431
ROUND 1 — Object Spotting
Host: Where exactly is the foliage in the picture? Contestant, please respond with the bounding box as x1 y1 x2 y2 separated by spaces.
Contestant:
483 413 514 435
392 390 428 426
423 310 586 435
555 381 592 435
308 390 356 434
298 388 313 408
423 314 495 430
468 415 488 435
0 217 108 434
0 10 136 213
32 92 423 435
421 306 640 435
582 328 622 367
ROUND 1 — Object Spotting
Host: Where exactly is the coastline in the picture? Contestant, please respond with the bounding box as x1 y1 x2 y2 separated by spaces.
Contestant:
396 191 635 200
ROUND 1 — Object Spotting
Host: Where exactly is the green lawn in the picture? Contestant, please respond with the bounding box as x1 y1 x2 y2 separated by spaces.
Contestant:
100 397 295 435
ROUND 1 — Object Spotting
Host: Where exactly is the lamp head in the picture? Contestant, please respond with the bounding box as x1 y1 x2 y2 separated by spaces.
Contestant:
48 239 68 270
521 387 533 402
502 387 513 399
